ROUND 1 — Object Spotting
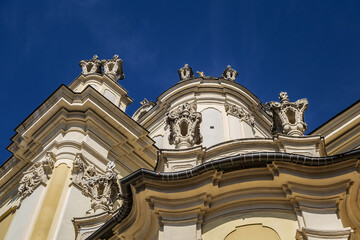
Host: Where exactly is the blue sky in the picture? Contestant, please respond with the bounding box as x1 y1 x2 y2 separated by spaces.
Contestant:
0 0 359 164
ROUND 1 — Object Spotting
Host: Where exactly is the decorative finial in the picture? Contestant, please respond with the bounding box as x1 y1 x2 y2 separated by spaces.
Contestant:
279 92 289 103
221 65 238 81
140 98 149 105
79 55 102 75
101 55 125 81
177 64 194 81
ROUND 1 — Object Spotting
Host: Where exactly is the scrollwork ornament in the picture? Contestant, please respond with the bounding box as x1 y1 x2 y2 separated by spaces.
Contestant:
18 152 55 200
165 102 202 148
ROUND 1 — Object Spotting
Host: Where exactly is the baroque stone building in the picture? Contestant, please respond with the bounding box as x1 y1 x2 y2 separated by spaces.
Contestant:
0 55 359 240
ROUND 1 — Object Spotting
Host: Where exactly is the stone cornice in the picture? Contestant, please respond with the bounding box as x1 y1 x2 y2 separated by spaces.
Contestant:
136 78 272 129
87 149 360 239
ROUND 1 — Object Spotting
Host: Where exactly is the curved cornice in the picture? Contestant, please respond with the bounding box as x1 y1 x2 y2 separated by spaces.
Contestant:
87 149 360 240
137 78 272 127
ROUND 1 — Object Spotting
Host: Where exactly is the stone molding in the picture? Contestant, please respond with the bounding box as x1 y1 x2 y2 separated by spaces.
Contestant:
296 227 353 240
224 101 255 126
132 98 155 121
71 154 121 214
177 64 194 81
268 92 308 136
165 102 202 149
79 55 124 81
18 152 55 199
221 65 238 81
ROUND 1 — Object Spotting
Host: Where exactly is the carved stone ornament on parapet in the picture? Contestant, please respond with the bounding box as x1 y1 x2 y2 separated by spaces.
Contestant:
79 55 102 75
224 102 255 126
269 92 308 136
165 102 203 149
71 154 121 214
137 98 155 120
221 65 238 81
101 54 125 80
178 64 194 81
18 152 56 200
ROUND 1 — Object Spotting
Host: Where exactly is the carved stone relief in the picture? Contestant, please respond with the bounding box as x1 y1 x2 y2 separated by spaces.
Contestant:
18 152 55 199
71 154 121 214
79 54 125 81
269 92 308 136
101 54 125 80
221 65 238 81
165 102 202 149
224 102 255 126
177 64 194 81
79 55 102 75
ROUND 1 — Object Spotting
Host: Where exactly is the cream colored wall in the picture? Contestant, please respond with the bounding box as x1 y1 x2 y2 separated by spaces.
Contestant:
0 209 15 240
148 99 268 150
5 185 46 240
224 224 280 240
55 186 91 240
29 163 70 240
202 212 298 240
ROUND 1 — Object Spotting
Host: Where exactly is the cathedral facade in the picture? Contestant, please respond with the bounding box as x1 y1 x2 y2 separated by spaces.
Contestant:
0 55 359 240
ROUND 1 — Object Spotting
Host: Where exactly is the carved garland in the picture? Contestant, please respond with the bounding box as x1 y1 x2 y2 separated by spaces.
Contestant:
71 154 121 214
224 102 255 126
18 152 55 199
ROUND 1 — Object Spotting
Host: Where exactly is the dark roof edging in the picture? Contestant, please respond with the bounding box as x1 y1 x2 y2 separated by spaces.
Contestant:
87 149 360 240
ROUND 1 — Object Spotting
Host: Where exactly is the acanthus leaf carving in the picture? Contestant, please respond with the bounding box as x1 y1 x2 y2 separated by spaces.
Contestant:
165 102 202 149
18 152 56 200
224 102 255 126
71 154 121 214
269 92 308 136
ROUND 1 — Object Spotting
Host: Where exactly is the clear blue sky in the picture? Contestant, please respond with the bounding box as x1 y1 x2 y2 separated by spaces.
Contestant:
0 0 359 164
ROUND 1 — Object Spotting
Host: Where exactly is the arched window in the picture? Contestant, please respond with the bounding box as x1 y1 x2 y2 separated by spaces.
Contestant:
201 108 223 148
225 224 280 240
